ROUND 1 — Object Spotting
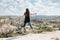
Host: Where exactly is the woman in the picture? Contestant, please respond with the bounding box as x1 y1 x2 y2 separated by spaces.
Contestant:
21 8 33 32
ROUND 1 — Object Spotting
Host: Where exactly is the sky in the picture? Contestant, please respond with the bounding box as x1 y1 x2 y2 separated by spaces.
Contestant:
0 0 60 16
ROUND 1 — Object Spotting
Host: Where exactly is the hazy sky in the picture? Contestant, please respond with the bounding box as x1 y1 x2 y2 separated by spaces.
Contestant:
0 0 60 16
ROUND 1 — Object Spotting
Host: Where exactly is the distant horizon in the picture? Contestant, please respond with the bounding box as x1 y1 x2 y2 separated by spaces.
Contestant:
0 14 60 16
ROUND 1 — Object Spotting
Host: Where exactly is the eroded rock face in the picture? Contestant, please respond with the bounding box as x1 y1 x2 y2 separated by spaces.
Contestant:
0 24 18 34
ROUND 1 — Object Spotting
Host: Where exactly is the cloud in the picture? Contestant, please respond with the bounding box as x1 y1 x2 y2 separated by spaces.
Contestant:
51 0 60 3
0 2 4 6
0 0 60 16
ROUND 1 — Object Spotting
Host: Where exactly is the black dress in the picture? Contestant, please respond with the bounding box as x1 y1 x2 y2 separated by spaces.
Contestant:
24 16 30 23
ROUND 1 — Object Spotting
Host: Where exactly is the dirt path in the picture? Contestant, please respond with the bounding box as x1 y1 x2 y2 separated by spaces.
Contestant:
0 30 60 40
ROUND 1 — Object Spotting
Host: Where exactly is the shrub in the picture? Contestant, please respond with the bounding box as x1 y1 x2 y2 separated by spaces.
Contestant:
57 25 60 30
37 25 53 32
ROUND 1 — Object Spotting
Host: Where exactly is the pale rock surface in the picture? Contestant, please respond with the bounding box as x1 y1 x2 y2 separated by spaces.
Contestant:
0 31 60 40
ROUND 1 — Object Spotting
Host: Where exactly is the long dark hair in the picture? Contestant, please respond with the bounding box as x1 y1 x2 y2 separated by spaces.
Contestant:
26 8 30 16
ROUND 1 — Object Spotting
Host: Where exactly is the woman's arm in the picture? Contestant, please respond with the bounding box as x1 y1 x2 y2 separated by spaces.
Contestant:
30 13 37 15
